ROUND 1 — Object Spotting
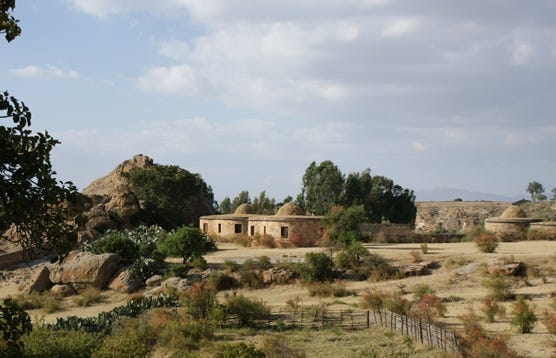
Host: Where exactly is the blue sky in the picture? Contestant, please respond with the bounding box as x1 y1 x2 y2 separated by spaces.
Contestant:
2 0 555 202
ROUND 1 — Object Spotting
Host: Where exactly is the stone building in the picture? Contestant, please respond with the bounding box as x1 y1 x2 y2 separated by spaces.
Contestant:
484 205 541 240
199 203 324 243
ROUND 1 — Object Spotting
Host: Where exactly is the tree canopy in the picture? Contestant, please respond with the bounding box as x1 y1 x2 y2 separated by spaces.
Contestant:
526 181 546 201
122 165 216 230
1 3 80 255
300 161 416 224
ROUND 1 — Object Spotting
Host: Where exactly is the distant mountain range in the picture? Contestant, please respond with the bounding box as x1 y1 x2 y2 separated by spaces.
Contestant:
414 187 524 202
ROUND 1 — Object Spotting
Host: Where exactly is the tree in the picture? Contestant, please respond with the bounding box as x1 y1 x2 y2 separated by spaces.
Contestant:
230 190 250 213
342 169 416 224
1 3 80 255
123 165 216 230
301 160 344 215
526 181 545 201
219 197 232 214
323 205 366 246
251 190 275 215
0 1 21 42
158 226 208 264
552 187 556 201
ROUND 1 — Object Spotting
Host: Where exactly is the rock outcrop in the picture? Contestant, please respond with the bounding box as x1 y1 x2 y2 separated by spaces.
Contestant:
49 251 121 289
25 266 53 293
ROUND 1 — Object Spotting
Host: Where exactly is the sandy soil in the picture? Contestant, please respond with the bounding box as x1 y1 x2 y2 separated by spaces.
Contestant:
1 241 555 357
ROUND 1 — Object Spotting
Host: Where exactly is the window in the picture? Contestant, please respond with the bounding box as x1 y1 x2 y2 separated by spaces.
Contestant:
235 224 242 234
250 226 255 236
202 223 208 233
280 226 289 239
218 223 222 233
263 226 266 235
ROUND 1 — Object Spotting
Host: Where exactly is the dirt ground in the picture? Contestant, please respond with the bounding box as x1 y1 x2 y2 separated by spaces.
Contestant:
1 241 555 357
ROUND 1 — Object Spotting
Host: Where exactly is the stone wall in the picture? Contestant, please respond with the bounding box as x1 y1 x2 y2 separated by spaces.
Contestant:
529 222 556 240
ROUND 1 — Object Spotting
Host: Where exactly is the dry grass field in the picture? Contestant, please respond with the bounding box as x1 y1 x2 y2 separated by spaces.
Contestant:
1 240 555 357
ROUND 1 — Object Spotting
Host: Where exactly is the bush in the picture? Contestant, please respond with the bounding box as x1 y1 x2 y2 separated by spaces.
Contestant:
412 284 434 301
409 250 422 263
0 299 32 357
158 225 208 264
306 282 335 297
253 233 277 248
301 252 333 282
410 294 446 323
511 296 537 333
420 242 429 254
232 234 253 247
205 272 238 291
225 295 270 327
481 297 506 322
86 231 140 265
22 325 100 357
260 335 306 358
459 312 516 358
220 342 265 358
334 242 368 270
474 231 499 253
92 317 156 358
383 292 411 315
242 256 273 271
288 231 317 248
542 311 556 334
181 283 219 320
358 253 393 281
169 263 190 278
360 289 386 311
483 275 513 301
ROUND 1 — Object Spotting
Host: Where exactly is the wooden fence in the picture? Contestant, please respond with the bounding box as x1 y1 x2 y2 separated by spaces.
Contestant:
225 308 461 353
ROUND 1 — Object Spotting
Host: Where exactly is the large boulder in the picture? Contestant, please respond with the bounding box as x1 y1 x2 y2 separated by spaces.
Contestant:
108 268 143 293
25 266 53 293
49 251 121 289
261 267 298 285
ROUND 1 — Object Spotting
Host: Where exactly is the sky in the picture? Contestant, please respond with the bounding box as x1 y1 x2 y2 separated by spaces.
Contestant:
2 0 555 203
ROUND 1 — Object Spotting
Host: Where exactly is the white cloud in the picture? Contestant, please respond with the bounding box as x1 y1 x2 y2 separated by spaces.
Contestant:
9 65 79 79
382 17 420 37
510 40 535 65
137 64 197 94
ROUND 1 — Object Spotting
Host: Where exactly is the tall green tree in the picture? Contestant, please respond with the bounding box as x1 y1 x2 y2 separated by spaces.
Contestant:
552 187 556 201
123 165 216 230
301 160 345 215
526 181 546 201
251 190 276 215
219 197 232 214
1 3 80 254
230 190 250 212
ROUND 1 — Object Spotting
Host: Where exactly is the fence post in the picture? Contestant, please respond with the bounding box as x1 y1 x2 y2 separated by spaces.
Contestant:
419 319 424 344
366 310 370 328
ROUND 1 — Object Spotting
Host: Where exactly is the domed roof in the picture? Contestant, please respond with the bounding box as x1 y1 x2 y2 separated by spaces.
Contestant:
500 205 528 219
234 203 255 214
276 203 305 216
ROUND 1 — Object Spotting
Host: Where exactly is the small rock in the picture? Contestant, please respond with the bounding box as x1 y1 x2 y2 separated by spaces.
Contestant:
109 268 143 293
145 275 162 287
51 284 77 297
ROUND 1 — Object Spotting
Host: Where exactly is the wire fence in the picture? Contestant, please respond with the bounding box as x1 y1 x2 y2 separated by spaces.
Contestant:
224 307 462 353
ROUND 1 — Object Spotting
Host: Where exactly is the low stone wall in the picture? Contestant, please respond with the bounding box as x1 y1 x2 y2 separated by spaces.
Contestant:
529 222 556 240
484 218 540 241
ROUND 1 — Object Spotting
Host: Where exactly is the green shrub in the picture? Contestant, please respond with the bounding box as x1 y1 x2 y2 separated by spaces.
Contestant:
169 263 190 278
86 231 140 265
383 292 411 315
92 317 156 358
334 241 368 270
358 253 393 281
474 231 499 253
238 270 264 289
158 225 208 264
302 252 333 283
511 296 537 333
306 282 334 297
0 299 32 357
225 295 270 327
483 275 513 301
412 283 434 301
205 272 238 291
242 256 272 271
22 325 100 357
232 234 253 247
190 256 208 270
181 283 219 320
220 342 265 358
420 242 429 254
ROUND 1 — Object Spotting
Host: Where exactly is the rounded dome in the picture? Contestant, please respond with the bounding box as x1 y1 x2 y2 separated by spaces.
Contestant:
276 203 305 216
234 203 255 214
500 205 527 219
